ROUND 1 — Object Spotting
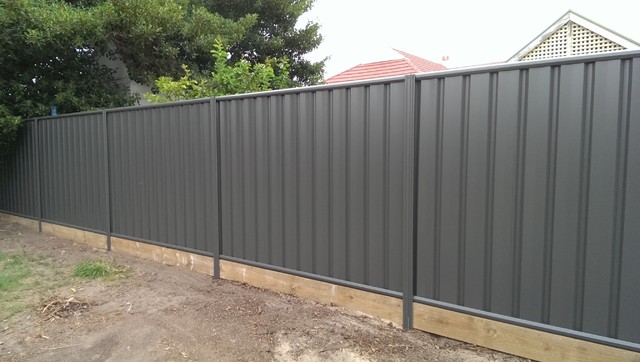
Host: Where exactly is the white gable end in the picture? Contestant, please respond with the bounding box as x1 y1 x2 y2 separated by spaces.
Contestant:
509 11 640 62
521 21 625 61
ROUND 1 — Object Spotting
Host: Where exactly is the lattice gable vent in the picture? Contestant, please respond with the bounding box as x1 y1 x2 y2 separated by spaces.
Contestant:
521 21 625 61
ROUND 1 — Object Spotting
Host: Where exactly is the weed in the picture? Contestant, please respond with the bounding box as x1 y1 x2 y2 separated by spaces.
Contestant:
73 260 128 280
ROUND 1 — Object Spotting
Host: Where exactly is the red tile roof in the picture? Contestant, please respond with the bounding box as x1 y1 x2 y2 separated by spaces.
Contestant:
325 50 446 84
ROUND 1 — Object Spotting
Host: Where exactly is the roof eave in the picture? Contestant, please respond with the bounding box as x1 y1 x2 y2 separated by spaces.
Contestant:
568 11 640 49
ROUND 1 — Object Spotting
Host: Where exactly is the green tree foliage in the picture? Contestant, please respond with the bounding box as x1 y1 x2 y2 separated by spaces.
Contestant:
100 0 257 84
0 106 21 163
202 0 325 86
1 0 134 118
1 0 257 119
145 41 290 102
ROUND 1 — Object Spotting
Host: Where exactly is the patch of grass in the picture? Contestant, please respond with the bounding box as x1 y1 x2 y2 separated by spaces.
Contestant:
3 302 25 318
73 260 128 280
0 252 32 291
0 252 35 319
0 252 129 321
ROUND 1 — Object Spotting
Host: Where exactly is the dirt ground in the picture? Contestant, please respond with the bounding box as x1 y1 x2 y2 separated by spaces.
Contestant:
0 220 524 362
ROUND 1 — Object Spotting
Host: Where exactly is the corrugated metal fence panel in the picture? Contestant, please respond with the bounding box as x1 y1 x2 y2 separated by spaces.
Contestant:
219 81 408 292
415 57 640 343
2 53 639 347
0 120 38 217
108 102 218 254
40 114 106 231
618 58 640 344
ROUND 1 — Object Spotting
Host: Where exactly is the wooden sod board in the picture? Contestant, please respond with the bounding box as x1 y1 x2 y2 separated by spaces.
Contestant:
1 212 637 361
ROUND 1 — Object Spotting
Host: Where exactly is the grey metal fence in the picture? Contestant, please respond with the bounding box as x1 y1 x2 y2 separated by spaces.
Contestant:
0 120 38 218
107 101 219 254
39 112 107 232
218 81 410 292
1 51 638 350
414 58 640 343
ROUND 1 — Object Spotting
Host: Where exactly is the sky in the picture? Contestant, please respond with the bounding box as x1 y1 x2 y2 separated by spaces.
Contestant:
298 0 640 78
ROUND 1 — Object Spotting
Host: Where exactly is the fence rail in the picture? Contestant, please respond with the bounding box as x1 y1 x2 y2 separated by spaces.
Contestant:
1 50 639 351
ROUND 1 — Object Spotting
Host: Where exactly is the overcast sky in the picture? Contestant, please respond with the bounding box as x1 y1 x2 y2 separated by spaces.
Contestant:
299 0 640 78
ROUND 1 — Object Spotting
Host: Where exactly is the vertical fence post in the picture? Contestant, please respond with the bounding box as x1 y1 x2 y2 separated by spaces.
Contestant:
102 110 112 251
402 75 418 329
210 97 221 278
35 118 43 232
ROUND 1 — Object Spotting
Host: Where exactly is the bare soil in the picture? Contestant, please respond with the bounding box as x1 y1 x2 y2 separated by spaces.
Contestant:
0 220 524 361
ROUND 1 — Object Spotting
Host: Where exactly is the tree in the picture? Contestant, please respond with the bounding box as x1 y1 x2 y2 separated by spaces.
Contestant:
100 0 257 84
1 0 135 118
0 106 21 164
145 40 290 102
201 0 325 86
0 0 256 119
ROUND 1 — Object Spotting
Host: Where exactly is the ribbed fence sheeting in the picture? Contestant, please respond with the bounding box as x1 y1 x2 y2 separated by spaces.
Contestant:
0 120 38 218
219 81 409 292
414 58 640 343
0 51 639 348
108 101 219 254
39 113 107 232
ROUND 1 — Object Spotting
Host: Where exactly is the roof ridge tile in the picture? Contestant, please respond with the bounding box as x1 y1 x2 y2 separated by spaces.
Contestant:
325 50 446 84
